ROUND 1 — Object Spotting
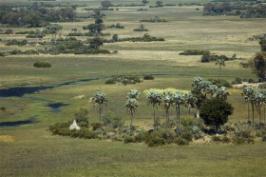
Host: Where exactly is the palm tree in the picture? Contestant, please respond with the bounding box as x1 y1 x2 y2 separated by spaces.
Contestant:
127 89 140 99
126 98 138 131
242 87 255 124
215 58 225 71
146 90 162 129
213 86 229 100
162 92 174 127
173 92 184 124
126 89 140 131
184 93 197 116
90 91 108 121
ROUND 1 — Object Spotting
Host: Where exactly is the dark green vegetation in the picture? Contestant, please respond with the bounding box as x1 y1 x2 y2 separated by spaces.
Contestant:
1 0 266 176
203 1 266 18
33 61 52 68
0 3 76 27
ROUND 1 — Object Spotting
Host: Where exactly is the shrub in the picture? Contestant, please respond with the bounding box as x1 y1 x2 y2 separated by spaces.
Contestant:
105 78 116 84
208 79 231 88
180 50 210 56
105 75 142 85
91 122 103 131
134 130 147 142
124 135 136 143
6 39 27 46
78 129 97 139
232 77 242 85
33 61 52 68
174 137 189 145
145 129 176 146
212 135 231 143
143 74 154 80
200 98 233 132
74 108 89 127
232 123 254 144
102 115 124 128
0 52 5 57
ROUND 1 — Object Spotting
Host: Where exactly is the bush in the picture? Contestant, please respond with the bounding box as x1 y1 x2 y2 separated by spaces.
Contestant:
124 135 136 143
201 53 236 63
200 98 233 132
91 122 103 131
33 61 52 68
102 115 124 128
0 52 5 57
232 123 254 144
143 74 154 80
118 33 164 42
6 39 27 46
105 78 116 84
208 79 231 88
174 137 189 145
105 75 142 85
231 77 242 85
145 129 176 146
134 130 147 142
211 135 231 143
74 108 89 127
179 50 210 56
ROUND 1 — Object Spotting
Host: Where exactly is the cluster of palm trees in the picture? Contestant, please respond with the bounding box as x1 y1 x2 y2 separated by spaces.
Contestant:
144 89 197 129
242 86 266 125
89 77 230 130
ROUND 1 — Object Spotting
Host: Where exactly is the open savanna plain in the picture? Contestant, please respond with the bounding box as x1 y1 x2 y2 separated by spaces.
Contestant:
1 0 266 177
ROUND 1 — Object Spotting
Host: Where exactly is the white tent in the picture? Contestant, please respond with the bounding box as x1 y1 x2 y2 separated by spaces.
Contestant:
69 119 81 131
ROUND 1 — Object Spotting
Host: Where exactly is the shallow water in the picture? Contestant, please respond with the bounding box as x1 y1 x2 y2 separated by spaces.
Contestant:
0 116 37 127
0 77 100 98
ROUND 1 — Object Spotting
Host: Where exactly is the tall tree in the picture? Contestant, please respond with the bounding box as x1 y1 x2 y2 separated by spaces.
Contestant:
146 90 162 129
173 92 184 124
90 91 108 121
162 92 174 127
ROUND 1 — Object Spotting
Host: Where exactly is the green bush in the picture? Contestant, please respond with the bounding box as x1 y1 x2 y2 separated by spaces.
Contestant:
212 135 231 143
143 74 155 80
33 61 52 68
208 79 231 88
6 39 27 46
102 115 124 128
232 124 254 144
74 108 90 127
200 98 233 132
91 122 103 131
105 75 142 85
174 137 189 145
231 77 242 85
145 129 176 146
180 50 210 56
124 135 136 143
134 130 147 142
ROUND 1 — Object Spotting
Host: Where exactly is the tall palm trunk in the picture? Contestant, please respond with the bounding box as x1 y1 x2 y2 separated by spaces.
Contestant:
263 105 266 124
153 105 157 129
251 103 255 126
165 108 170 127
176 104 181 125
247 102 250 122
130 110 134 132
98 105 103 121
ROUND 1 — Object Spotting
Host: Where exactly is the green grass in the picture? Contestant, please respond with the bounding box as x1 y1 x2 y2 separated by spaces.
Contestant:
0 1 266 176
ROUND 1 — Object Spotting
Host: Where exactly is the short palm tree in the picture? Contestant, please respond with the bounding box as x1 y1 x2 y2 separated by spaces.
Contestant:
127 89 140 99
162 92 174 127
126 98 138 131
90 91 108 121
146 90 162 129
173 92 184 124
215 58 225 70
